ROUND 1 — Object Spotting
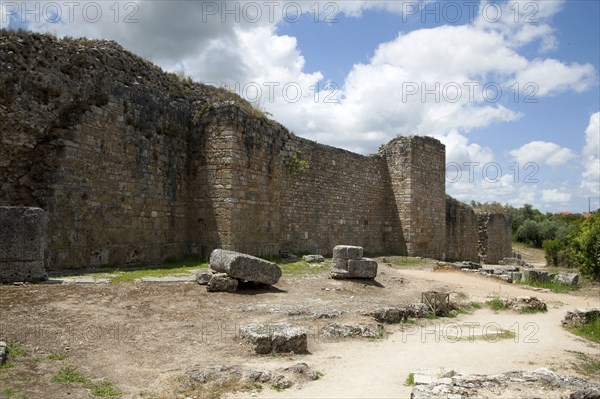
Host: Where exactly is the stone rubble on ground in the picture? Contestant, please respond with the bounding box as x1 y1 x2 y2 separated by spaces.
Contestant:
562 308 600 328
506 296 547 313
239 323 308 354
280 251 298 264
302 255 325 263
410 368 600 399
321 323 384 340
206 273 238 293
187 362 320 391
366 303 432 324
330 245 377 279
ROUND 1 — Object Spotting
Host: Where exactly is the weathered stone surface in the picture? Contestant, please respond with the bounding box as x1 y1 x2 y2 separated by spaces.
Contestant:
206 273 238 293
0 341 7 365
411 368 600 399
280 251 298 264
187 363 320 390
210 249 281 285
445 196 479 262
509 296 547 313
0 207 48 283
330 268 350 279
553 272 579 286
322 323 384 340
332 245 363 260
302 255 325 263
347 259 378 279
367 303 432 323
522 269 549 283
562 308 600 328
239 323 308 354
195 268 214 285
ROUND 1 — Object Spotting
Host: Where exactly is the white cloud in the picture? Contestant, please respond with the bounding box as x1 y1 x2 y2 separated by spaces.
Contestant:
582 112 600 195
541 189 572 203
509 141 575 166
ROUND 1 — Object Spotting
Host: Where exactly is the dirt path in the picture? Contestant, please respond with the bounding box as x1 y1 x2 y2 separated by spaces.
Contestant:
231 269 600 399
1 263 598 398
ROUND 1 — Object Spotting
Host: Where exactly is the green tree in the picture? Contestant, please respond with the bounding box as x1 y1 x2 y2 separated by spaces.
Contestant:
569 212 600 280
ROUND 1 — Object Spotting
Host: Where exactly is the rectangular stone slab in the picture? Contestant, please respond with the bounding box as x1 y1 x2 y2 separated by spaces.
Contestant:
210 249 282 285
347 258 378 279
0 207 47 262
332 245 363 260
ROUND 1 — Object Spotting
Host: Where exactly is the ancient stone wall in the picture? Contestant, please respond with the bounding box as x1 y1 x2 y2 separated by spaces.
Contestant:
445 197 479 262
477 211 513 264
381 137 446 259
0 31 511 270
0 207 48 282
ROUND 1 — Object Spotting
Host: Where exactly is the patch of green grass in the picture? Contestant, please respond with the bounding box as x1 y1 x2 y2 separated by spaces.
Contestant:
0 342 27 370
48 353 68 361
392 257 427 267
519 279 579 293
567 350 600 377
567 315 600 343
480 329 516 341
486 297 510 311
102 257 209 283
278 260 328 277
52 366 123 398
440 369 457 378
52 365 91 385
470 302 482 309
91 380 123 398
404 373 415 386
0 387 26 399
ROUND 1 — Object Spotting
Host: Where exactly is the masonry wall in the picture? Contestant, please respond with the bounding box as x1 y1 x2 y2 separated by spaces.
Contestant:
445 197 479 262
477 211 513 264
0 31 512 270
382 137 446 259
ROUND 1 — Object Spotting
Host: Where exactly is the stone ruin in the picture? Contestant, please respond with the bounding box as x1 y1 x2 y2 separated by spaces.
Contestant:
0 207 48 283
196 249 282 292
330 245 378 279
0 31 512 278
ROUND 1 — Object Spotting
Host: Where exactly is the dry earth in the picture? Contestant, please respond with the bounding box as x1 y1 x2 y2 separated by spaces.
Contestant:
0 259 598 399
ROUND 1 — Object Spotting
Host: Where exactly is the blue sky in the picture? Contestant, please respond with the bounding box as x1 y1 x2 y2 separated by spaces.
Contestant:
2 0 599 213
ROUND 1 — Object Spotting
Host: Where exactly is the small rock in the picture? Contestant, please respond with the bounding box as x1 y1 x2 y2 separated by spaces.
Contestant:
206 273 238 293
195 268 213 285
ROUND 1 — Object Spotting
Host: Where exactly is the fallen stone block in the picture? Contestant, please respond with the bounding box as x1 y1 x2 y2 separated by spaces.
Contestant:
332 245 363 260
553 272 579 286
522 269 549 283
210 249 281 285
239 323 308 354
562 308 600 327
302 255 325 263
206 273 238 293
347 258 378 279
196 268 214 285
0 341 7 365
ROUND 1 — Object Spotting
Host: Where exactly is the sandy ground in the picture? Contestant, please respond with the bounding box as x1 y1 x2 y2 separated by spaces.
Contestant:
0 261 598 398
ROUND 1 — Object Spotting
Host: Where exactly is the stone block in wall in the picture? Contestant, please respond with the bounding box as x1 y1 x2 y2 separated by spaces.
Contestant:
0 207 48 283
332 245 363 260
